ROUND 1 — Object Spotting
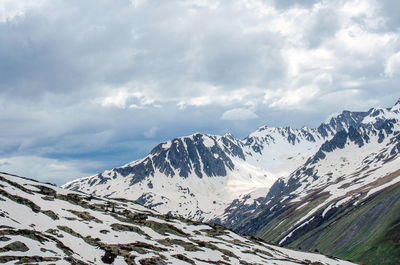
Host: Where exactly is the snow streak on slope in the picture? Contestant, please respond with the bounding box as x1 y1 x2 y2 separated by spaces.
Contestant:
0 172 355 265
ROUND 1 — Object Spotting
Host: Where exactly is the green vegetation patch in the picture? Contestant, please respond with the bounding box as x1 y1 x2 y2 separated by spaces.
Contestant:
110 223 147 236
42 210 59 220
257 193 330 243
288 182 400 265
0 241 29 252
157 238 200 251
0 255 60 264
144 220 188 237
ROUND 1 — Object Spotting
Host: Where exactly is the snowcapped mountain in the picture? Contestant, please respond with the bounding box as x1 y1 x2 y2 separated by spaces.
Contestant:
217 101 400 265
0 172 355 265
62 126 330 221
63 99 400 224
63 133 271 221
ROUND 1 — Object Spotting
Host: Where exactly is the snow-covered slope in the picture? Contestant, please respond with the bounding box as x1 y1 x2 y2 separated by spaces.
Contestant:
0 172 355 265
243 126 325 178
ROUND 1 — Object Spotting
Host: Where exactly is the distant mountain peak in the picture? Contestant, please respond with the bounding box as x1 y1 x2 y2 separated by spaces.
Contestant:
392 98 400 112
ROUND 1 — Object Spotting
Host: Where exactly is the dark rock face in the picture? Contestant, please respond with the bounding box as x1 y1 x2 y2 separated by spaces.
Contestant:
184 137 203 177
348 126 365 147
136 193 153 205
309 130 349 165
149 134 239 179
221 136 245 159
308 122 398 166
266 179 285 199
301 128 317 142
82 134 246 190
318 111 368 137
286 129 297 145
97 174 111 185
323 130 348 150
116 158 155 178
101 250 117 264
151 143 176 177
151 134 238 178
215 195 268 228
243 136 264 154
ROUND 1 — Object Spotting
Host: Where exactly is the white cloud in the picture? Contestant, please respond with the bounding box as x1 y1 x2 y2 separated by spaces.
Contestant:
100 88 156 109
340 79 365 88
0 0 48 22
131 0 147 8
221 108 258 120
101 90 131 108
385 52 400 77
128 104 144 109
333 25 396 55
264 71 331 109
48 163 69 170
268 85 320 109
284 48 334 77
178 96 212 109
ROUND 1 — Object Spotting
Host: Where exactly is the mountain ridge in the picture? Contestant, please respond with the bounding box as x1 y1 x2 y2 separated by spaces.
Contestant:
63 99 400 224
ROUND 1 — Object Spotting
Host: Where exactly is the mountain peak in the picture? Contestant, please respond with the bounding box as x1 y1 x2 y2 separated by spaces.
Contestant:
223 132 235 140
392 98 400 112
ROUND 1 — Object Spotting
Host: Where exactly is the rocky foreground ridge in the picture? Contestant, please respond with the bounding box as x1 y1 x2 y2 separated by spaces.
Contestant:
0 172 355 264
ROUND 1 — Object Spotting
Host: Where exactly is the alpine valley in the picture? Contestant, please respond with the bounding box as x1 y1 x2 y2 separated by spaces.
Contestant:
62 99 400 265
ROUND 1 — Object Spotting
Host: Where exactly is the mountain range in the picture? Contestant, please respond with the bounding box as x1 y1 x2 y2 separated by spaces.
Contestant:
62 99 400 265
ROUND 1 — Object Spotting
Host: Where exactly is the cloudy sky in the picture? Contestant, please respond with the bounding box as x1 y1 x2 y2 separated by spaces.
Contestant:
1 0 400 184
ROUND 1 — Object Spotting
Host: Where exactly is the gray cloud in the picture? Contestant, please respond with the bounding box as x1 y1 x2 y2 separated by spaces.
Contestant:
273 0 320 9
0 0 400 184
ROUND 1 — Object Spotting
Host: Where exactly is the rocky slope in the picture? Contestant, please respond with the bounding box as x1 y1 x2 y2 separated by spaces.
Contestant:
0 172 355 265
217 102 400 265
